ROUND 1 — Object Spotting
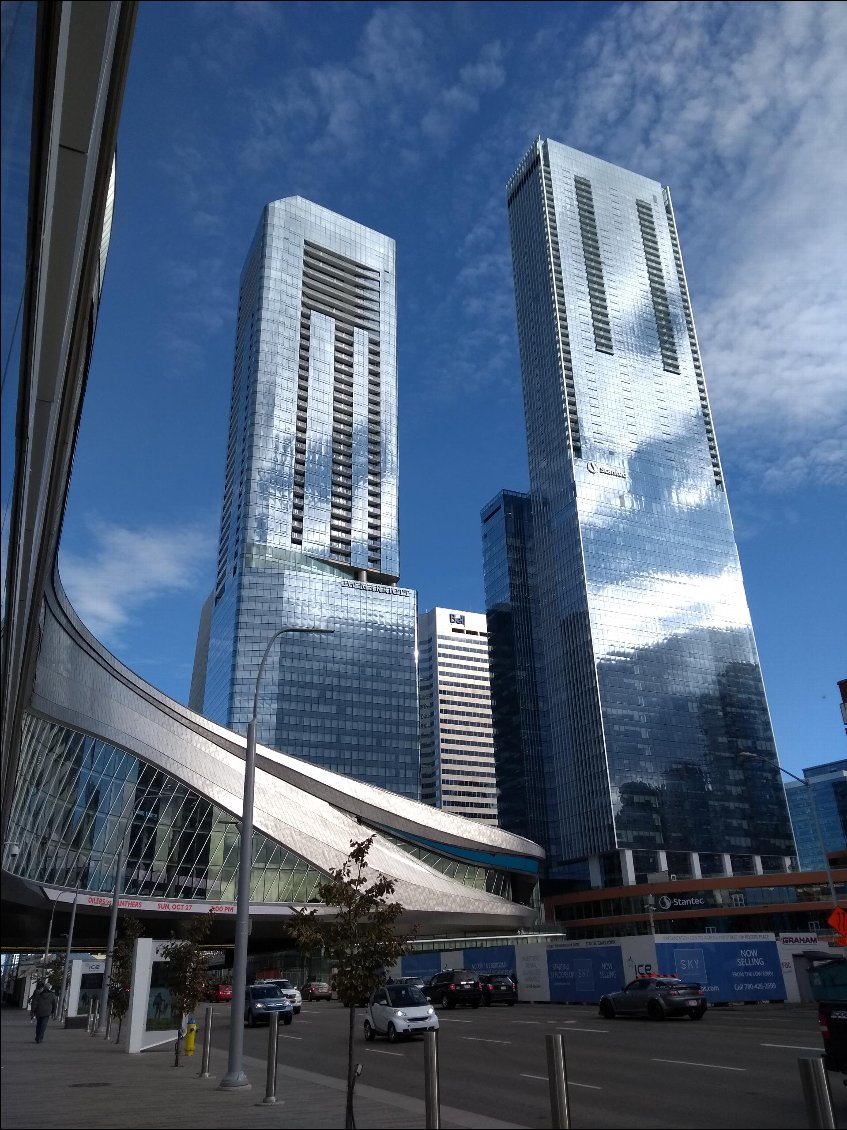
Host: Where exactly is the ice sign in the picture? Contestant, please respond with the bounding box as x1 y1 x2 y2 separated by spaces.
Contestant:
673 948 707 982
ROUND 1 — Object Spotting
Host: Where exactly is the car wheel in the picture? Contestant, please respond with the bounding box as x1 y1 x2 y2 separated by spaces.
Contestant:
507 1001 516 1007
440 993 450 1010
387 1022 398 1043
647 1000 664 1021
689 1007 706 1021
364 1020 375 1042
294 1007 301 1015
599 999 616 1019
471 1000 480 1009
483 996 491 1006
247 1010 257 1028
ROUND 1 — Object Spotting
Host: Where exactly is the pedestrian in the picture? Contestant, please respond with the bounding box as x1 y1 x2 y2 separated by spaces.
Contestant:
30 981 57 1043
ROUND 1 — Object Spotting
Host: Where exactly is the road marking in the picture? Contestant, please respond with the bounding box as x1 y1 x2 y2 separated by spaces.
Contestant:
762 1043 824 1052
520 1074 601 1090
653 1058 745 1072
365 1048 404 1057
558 1027 608 1034
514 1020 542 1025
278 1033 302 1040
462 1036 512 1045
438 1017 472 1023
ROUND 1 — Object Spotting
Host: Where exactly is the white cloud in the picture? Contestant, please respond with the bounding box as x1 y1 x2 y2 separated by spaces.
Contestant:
59 519 216 643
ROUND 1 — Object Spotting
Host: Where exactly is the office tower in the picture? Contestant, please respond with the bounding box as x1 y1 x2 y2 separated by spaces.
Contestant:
417 608 498 824
505 139 795 884
481 490 546 847
785 760 847 871
197 198 420 797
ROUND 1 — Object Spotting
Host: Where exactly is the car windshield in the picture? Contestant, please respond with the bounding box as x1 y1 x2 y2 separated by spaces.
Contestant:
386 985 428 1007
250 986 282 999
272 980 293 989
487 976 511 986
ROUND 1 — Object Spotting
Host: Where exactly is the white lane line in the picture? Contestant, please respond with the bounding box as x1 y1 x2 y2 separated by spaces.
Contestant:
462 1036 512 1045
558 1027 609 1034
653 1057 745 1072
438 1017 472 1023
365 1048 404 1057
514 1020 542 1025
278 1033 302 1040
762 1043 824 1052
520 1074 602 1090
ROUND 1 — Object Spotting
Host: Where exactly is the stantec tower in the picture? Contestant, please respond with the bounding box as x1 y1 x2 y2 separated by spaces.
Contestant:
194 198 419 798
503 139 795 885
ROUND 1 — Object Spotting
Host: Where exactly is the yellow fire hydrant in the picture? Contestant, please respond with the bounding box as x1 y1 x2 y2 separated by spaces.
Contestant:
184 1018 198 1057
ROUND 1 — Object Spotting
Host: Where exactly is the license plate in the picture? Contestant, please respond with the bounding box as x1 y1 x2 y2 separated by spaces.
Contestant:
686 1001 699 1007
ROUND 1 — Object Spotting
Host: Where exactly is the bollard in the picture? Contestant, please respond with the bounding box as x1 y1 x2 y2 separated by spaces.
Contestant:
798 1057 836 1129
86 998 95 1034
546 1033 571 1130
88 998 99 1036
104 1005 113 1041
199 1005 213 1078
263 1011 281 1105
424 1029 440 1129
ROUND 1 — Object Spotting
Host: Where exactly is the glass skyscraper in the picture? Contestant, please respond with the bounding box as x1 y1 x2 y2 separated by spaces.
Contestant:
481 491 546 848
195 198 420 798
785 760 847 872
505 139 795 884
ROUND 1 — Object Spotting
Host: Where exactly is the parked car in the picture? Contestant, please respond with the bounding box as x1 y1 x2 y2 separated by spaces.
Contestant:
392 975 427 992
255 978 302 1014
808 954 847 1075
207 982 233 1002
303 981 333 1002
598 976 706 1020
480 974 517 1006
243 984 294 1027
424 969 482 1009
364 983 439 1042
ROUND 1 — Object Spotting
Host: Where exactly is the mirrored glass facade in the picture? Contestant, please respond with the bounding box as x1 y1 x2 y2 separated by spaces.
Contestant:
197 198 419 797
481 491 547 848
785 760 847 872
506 139 795 880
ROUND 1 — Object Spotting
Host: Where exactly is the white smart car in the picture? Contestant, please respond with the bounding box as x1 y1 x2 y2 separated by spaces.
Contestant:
364 983 439 1042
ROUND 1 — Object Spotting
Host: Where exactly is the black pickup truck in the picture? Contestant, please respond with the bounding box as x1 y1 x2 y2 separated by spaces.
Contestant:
809 954 847 1077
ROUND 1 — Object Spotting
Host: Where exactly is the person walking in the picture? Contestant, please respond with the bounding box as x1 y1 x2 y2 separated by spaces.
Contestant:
30 982 57 1043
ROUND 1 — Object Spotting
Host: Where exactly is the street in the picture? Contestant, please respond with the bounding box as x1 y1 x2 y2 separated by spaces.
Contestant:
209 1000 847 1128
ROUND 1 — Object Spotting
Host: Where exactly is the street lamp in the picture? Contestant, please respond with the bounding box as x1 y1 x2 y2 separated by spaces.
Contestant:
220 624 334 1091
738 750 838 906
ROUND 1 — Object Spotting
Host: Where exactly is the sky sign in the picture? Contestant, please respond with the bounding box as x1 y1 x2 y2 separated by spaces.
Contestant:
656 938 785 1001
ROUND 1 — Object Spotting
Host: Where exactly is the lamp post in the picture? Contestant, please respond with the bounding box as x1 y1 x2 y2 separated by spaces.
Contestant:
738 751 838 906
220 624 333 1091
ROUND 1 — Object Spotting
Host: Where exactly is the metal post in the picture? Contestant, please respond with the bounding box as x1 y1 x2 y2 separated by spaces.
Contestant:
43 897 57 965
104 1004 113 1041
546 1033 571 1130
199 1004 213 1078
798 1057 836 1129
424 1029 440 1129
96 840 127 1034
59 892 78 1024
219 719 256 1090
263 1011 281 1105
87 997 98 1035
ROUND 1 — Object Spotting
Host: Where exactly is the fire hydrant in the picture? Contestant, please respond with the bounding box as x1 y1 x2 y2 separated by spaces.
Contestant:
184 1018 198 1057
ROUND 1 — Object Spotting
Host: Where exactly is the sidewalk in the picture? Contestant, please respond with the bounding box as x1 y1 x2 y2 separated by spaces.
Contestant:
0 1006 525 1129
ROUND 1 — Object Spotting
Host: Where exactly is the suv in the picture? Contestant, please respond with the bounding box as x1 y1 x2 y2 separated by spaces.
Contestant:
480 974 517 1006
599 976 706 1020
425 969 482 1010
244 984 294 1027
255 978 302 1014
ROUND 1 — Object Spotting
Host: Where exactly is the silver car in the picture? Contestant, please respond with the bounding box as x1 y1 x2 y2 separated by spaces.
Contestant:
255 978 302 1014
364 984 439 1042
599 976 706 1021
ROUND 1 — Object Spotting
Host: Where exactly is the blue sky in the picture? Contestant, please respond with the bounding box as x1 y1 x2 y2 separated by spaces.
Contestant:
58 0 846 781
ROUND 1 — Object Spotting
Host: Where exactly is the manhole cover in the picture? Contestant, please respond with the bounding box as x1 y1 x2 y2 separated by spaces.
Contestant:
69 1083 112 1088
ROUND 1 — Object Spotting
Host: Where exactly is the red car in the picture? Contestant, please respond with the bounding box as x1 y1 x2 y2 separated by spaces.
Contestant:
208 983 233 1002
304 981 332 1001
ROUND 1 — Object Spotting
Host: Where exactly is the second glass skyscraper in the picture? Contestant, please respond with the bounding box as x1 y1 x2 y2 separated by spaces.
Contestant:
195 198 419 798
503 139 795 884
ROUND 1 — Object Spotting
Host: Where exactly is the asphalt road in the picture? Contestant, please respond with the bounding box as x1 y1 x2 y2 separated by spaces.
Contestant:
210 1001 847 1129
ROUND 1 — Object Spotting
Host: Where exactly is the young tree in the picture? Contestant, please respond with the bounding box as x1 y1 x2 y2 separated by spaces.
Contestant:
109 916 144 1042
160 912 213 1066
289 836 412 1130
